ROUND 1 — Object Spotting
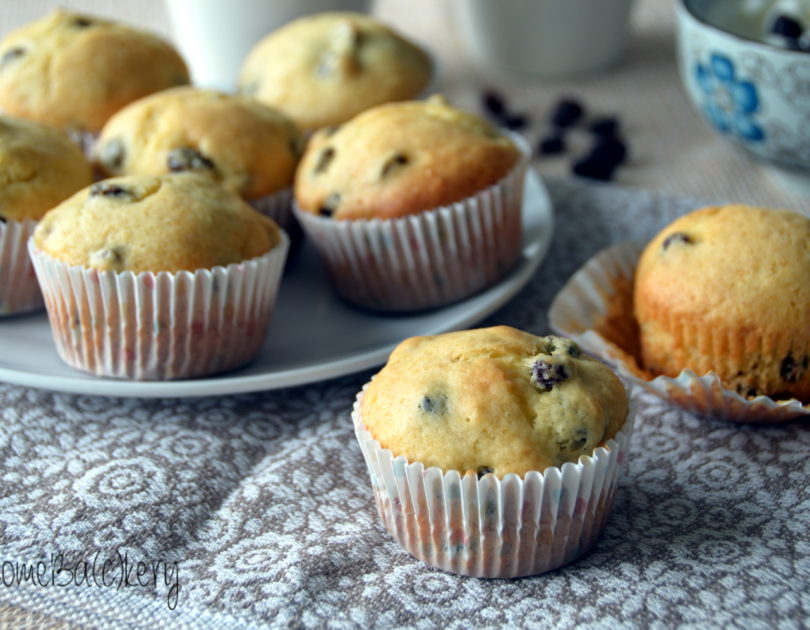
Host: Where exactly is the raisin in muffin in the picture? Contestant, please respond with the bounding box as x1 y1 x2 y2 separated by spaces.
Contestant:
239 12 432 131
30 173 288 379
634 204 810 401
0 115 93 315
293 96 528 311
0 9 189 144
94 86 302 232
353 326 633 577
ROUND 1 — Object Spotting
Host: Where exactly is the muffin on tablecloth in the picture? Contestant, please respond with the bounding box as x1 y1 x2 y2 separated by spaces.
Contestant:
293 95 528 311
0 8 189 154
238 12 432 131
634 204 810 401
353 325 633 578
29 173 288 380
94 86 303 235
0 115 93 316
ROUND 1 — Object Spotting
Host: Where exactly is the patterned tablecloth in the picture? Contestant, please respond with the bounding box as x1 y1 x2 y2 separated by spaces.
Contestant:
0 176 807 629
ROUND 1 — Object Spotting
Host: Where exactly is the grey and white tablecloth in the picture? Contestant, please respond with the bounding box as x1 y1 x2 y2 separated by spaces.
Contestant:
0 176 807 629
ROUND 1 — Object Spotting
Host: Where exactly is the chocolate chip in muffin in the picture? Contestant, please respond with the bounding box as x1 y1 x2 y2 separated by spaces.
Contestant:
780 353 808 382
567 342 582 358
380 152 409 179
662 232 694 250
531 359 568 390
98 138 126 171
419 393 447 415
318 192 342 217
72 16 94 28
89 246 125 268
476 466 494 479
89 182 132 198
0 47 25 69
313 147 335 175
167 147 217 173
557 427 590 452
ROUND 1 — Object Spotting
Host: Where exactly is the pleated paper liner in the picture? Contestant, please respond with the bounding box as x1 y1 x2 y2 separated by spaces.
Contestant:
28 233 289 380
293 134 530 312
249 187 303 259
352 384 635 578
548 241 810 423
0 219 43 316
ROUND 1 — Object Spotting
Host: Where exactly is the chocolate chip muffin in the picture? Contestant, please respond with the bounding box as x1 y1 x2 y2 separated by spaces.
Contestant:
30 173 289 379
634 204 810 401
0 115 93 315
353 326 633 577
293 96 528 311
239 12 432 130
0 9 189 138
360 326 629 474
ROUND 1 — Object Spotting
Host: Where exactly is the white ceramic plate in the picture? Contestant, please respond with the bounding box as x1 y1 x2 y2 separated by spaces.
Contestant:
0 172 553 398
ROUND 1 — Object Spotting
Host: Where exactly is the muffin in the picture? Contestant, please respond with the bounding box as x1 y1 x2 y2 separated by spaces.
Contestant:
29 173 288 380
0 115 93 315
353 326 633 577
94 86 303 233
0 9 189 152
293 95 528 311
634 204 810 401
238 12 432 131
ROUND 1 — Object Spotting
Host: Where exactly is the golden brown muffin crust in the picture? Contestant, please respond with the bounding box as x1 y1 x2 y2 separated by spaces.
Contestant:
361 326 628 476
94 87 302 200
33 173 280 273
294 96 520 220
0 9 189 133
0 116 93 221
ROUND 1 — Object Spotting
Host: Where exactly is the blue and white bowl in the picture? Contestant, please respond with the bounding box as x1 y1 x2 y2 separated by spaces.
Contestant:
676 0 810 175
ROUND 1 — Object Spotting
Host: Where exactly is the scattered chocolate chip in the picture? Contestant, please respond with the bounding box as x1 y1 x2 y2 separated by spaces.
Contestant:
503 112 529 131
662 232 694 250
591 137 628 166
476 466 494 479
538 134 566 156
482 90 507 119
772 15 803 39
380 152 409 178
167 147 216 173
318 192 342 217
531 359 568 390
89 182 131 198
419 393 447 415
572 156 615 181
313 147 335 175
551 98 585 128
1 47 25 68
567 342 582 358
72 16 94 27
98 138 125 170
780 353 808 382
589 116 620 138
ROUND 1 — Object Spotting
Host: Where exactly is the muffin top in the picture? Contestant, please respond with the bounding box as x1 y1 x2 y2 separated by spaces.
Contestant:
0 9 189 133
634 205 810 336
94 87 302 200
239 12 432 130
0 116 94 222
360 326 628 476
294 96 520 220
33 173 281 273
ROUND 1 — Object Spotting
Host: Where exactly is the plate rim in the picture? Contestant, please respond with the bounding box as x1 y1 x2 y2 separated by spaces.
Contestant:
0 171 554 398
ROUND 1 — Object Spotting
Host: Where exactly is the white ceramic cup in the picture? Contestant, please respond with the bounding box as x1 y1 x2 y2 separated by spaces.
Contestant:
165 0 372 91
453 0 635 78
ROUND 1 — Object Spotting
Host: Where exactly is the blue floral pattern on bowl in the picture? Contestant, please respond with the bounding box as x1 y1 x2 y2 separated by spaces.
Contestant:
694 53 765 143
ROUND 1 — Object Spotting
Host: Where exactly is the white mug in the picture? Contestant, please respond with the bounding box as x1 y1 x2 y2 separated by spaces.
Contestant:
165 0 372 91
453 0 636 78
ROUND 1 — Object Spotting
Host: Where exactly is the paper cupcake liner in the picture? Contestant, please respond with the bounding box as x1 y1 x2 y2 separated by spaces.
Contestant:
249 187 302 256
293 134 530 312
352 384 635 578
548 241 810 423
0 219 44 316
67 129 99 161
27 233 289 380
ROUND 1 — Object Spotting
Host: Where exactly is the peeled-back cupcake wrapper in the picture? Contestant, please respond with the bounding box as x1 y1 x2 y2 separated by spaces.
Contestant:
548 241 810 423
27 234 289 380
293 134 530 312
0 219 43 316
352 385 635 578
